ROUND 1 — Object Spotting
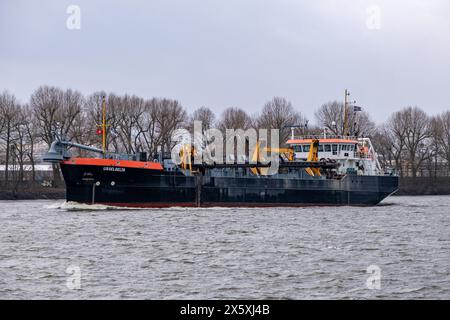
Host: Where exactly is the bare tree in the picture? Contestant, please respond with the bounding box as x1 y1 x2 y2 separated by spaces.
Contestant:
372 126 394 169
425 116 445 177
315 101 375 137
84 94 187 158
134 99 158 157
315 101 344 135
22 104 38 182
351 112 376 137
31 86 84 185
257 97 305 145
190 106 216 131
156 99 187 154
378 110 411 177
218 107 252 131
0 91 21 187
10 107 31 193
436 111 450 172
114 94 146 154
31 86 84 144
401 106 431 178
70 109 95 157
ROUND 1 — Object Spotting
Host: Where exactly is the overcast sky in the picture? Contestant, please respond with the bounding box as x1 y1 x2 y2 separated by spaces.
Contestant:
1 0 449 124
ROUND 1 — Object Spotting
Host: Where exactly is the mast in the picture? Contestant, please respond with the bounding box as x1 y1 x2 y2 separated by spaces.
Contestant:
101 95 107 155
343 89 350 136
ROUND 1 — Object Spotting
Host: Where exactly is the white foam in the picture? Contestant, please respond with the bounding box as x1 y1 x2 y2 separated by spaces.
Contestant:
45 202 238 211
45 201 146 211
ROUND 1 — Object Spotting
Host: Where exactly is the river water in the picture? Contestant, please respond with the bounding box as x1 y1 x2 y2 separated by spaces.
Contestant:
0 196 449 299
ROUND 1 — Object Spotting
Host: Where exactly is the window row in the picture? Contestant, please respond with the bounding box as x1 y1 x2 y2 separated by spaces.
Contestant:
293 144 356 153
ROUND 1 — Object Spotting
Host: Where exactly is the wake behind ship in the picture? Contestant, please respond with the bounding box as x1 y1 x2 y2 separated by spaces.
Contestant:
43 95 398 207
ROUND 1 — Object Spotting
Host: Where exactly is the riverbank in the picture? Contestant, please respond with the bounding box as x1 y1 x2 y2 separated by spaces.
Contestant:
396 177 450 196
0 185 65 200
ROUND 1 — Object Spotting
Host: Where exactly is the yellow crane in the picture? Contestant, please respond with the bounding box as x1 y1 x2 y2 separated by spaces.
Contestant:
251 143 294 175
250 140 322 176
305 139 321 176
179 144 197 172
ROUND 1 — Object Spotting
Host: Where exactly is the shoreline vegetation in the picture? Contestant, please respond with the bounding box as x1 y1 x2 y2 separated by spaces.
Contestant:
1 177 450 201
0 184 65 200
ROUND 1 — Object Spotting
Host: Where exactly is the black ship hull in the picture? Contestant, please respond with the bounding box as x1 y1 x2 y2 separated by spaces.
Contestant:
60 162 398 207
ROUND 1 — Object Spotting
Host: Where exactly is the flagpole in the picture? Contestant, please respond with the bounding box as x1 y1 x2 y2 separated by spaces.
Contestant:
102 96 107 156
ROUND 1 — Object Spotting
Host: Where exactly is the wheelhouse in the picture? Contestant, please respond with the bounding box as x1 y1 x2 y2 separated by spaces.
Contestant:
287 138 359 160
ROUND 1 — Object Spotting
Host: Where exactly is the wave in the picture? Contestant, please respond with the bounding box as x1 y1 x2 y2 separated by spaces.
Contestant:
44 201 146 211
44 202 236 211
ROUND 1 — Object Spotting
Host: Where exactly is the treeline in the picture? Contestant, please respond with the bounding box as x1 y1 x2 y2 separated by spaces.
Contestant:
1 86 450 191
374 107 450 178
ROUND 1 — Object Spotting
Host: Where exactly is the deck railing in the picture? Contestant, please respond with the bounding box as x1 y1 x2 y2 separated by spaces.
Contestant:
289 134 359 141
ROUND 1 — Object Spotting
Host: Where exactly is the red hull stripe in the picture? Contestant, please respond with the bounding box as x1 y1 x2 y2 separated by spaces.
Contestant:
62 158 163 170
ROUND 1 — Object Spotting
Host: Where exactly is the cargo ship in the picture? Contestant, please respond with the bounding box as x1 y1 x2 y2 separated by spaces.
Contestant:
43 94 398 207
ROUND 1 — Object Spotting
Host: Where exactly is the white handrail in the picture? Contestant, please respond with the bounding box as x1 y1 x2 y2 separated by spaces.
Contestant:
290 134 358 141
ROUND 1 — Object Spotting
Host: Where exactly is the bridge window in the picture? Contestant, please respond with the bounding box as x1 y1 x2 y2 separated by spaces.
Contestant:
293 145 302 152
303 145 310 152
324 144 331 152
318 145 323 152
342 145 347 151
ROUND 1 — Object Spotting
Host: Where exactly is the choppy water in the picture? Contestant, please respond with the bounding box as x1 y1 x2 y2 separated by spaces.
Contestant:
0 196 449 299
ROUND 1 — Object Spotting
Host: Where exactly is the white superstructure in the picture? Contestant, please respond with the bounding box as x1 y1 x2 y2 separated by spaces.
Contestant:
287 135 382 176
